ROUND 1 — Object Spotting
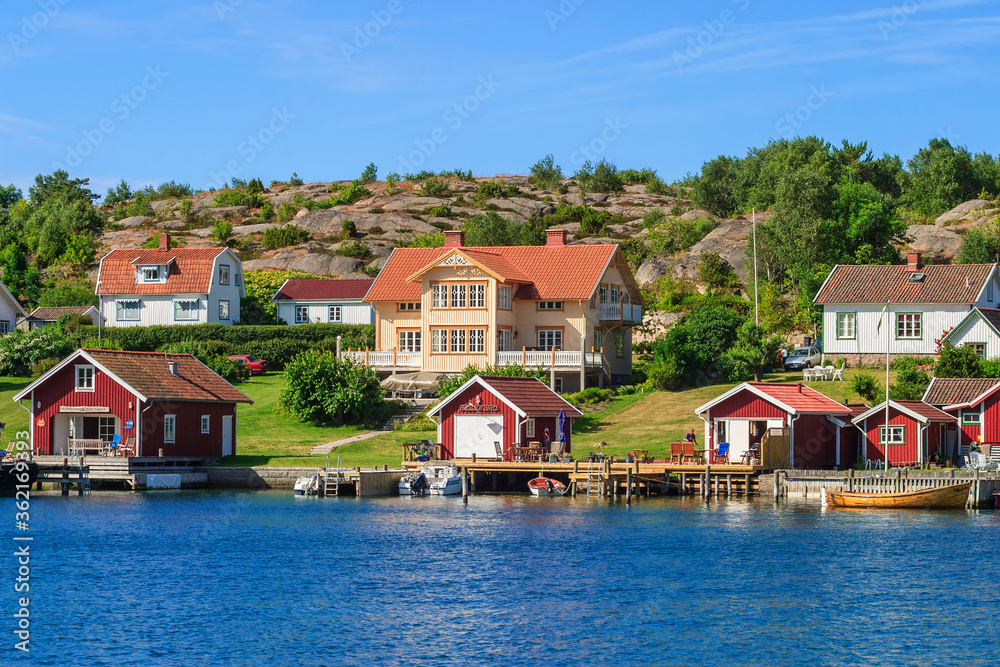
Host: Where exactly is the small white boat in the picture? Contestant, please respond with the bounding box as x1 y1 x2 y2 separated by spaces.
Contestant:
293 475 321 496
528 477 568 497
399 464 462 496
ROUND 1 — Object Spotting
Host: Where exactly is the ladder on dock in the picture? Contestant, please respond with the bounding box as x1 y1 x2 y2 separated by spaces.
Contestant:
79 462 92 495
586 458 602 497
324 455 343 497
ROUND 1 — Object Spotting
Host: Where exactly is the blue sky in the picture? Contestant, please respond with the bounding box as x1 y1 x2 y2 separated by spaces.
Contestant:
2 0 1000 198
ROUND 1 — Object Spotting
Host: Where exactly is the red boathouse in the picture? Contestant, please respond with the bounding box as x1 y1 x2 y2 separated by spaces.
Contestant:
426 375 582 459
851 400 955 468
923 377 1000 463
13 349 253 457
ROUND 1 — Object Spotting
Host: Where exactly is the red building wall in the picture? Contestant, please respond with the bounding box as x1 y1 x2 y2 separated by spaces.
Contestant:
863 409 923 466
438 383 570 459
792 414 837 468
139 400 238 457
706 390 788 449
983 392 1000 443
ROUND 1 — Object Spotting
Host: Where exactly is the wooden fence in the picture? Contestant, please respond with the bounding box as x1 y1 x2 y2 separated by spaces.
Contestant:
780 469 999 508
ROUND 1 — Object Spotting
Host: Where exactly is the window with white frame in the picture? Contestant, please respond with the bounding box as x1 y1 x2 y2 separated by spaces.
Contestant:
498 329 512 352
469 284 486 308
450 328 466 353
141 266 160 282
538 330 562 350
450 284 467 309
962 409 981 425
75 365 95 391
969 343 987 359
469 328 485 353
836 312 856 340
594 330 602 352
219 300 230 320
432 285 448 308
538 301 563 310
116 300 140 321
398 330 421 352
498 285 512 310
0 320 9 334
328 305 342 323
99 417 116 441
235 272 241 287
219 264 230 285
599 287 607 304
431 329 448 353
201 415 210 434
611 288 620 304
295 306 309 323
164 415 176 443
173 299 199 321
879 425 905 445
896 313 922 339
526 418 536 438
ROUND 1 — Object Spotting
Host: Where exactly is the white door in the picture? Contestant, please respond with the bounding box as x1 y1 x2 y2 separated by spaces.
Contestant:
454 415 504 459
222 415 233 456
725 420 750 462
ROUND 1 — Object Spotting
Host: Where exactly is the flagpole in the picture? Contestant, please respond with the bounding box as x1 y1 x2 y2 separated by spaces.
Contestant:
753 208 759 326
884 301 891 473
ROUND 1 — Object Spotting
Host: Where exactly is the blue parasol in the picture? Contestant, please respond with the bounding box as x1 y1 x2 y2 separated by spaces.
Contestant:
557 409 568 443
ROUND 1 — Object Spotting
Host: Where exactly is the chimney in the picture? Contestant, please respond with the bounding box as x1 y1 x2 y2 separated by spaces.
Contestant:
444 230 465 248
906 252 921 272
168 361 178 376
159 233 170 252
546 229 567 247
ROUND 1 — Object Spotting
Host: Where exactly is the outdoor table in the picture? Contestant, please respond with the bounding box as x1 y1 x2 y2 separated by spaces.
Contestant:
514 446 546 462
402 443 441 462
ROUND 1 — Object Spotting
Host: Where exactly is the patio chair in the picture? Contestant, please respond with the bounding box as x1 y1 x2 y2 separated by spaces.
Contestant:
832 362 845 381
108 434 122 457
822 365 835 380
668 442 683 464
120 436 136 458
710 442 730 465
681 441 699 464
493 440 506 462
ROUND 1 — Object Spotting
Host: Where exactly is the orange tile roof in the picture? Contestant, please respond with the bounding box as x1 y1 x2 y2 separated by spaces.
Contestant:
97 247 228 295
745 382 852 415
367 244 628 303
85 349 252 403
814 264 995 304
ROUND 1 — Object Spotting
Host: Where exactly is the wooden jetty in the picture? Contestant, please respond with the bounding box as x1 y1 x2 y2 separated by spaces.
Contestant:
32 455 216 491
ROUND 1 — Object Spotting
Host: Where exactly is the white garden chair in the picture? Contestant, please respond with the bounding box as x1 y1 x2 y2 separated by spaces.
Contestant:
822 365 835 380
832 362 845 381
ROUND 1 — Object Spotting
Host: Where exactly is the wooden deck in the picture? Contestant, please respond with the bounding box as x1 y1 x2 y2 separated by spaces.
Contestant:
32 455 217 490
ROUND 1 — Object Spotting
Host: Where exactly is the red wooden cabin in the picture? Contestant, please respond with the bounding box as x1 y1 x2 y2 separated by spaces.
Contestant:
851 400 955 468
426 375 582 459
13 349 252 458
923 377 1000 463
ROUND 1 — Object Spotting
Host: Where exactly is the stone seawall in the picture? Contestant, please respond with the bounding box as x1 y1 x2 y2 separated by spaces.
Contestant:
201 467 322 489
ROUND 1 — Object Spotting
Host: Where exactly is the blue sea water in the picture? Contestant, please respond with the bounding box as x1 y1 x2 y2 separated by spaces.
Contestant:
9 491 1000 666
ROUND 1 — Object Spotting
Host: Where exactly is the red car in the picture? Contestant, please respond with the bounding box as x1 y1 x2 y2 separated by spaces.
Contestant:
228 354 267 375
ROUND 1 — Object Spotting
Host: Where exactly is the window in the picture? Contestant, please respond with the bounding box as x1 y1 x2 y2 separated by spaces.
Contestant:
469 328 485 353
879 425 905 445
969 343 987 359
328 306 342 323
399 302 420 311
0 320 9 334
432 285 448 308
836 312 856 340
75 365 95 392
164 415 176 443
498 285 512 310
141 266 160 282
962 409 981 425
989 280 994 302
594 330 602 352
398 330 422 352
896 313 922 339
554 378 563 393
99 417 116 441
616 333 625 358
432 329 448 353
295 306 309 324
450 284 466 309
538 330 562 351
173 299 199 321
599 287 608 304
219 300 230 320
201 415 210 434
538 301 563 310
611 288 620 304
116 300 140 321
469 284 486 308
498 329 512 352
526 418 535 438
235 273 241 287
219 264 230 285
450 328 466 353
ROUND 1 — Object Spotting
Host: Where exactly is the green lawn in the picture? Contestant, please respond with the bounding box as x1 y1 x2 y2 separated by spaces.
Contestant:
0 377 32 443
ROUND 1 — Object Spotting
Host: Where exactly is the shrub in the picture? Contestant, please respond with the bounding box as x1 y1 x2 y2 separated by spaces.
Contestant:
342 219 356 237
212 220 234 244
246 178 265 195
289 172 304 186
645 359 682 391
476 180 520 200
890 355 935 371
574 159 624 194
384 172 399 195
329 180 372 206
405 232 445 248
528 154 563 190
0 328 75 376
889 368 931 401
280 351 384 426
112 190 155 221
367 225 385 236
698 252 740 289
276 202 298 222
262 224 309 249
851 373 880 403
178 199 193 217
419 178 449 197
643 208 666 229
359 163 378 184
334 240 373 259
38 281 98 307
936 343 983 378
256 201 274 221
211 188 265 208
424 205 454 218
31 357 61 378
152 181 194 199
565 387 615 406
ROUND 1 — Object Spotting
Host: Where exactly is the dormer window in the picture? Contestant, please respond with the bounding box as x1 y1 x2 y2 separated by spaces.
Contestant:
141 266 160 282
219 264 230 285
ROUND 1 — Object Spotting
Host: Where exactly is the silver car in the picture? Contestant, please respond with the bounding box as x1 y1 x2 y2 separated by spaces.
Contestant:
783 347 822 371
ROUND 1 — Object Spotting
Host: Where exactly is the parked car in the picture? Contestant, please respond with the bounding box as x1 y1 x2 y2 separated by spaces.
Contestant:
783 347 822 371
228 354 267 375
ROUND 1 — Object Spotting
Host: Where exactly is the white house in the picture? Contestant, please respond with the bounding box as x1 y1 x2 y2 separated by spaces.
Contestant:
814 253 1000 361
938 307 1000 359
0 281 27 334
271 278 374 325
96 234 245 327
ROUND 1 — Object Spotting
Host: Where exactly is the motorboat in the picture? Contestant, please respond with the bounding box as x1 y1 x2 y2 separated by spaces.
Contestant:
399 464 461 496
826 481 972 509
293 474 321 496
0 460 37 496
528 477 568 497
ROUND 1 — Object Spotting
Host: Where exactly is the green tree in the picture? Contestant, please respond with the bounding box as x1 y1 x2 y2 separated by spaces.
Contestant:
104 179 133 207
212 220 234 244
899 138 984 217
829 180 908 265
384 172 399 195
958 219 1000 264
61 234 97 271
0 184 23 208
653 306 744 387
438 364 548 398
359 163 378 184
241 269 320 323
528 154 564 190
722 320 786 382
279 351 384 425
850 373 881 403
574 159 623 194
889 368 931 400
935 343 984 378
246 178 265 195
690 155 740 217
464 211 521 246
29 170 98 206
37 282 98 307
25 199 104 264
0 244 42 306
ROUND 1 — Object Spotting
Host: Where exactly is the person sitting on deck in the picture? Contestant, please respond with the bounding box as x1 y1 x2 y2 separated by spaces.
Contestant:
542 428 552 451
684 428 697 445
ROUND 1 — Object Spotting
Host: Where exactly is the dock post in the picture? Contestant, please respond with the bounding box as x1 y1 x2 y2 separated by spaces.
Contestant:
680 472 687 495
61 458 69 497
626 467 632 505
848 468 855 492
462 466 469 504
744 473 751 497
774 470 780 500
727 474 732 498
470 470 476 494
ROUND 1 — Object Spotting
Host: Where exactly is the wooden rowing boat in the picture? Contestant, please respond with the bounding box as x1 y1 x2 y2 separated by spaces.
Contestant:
826 481 971 509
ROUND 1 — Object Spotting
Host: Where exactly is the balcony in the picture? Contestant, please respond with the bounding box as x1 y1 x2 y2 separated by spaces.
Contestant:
342 350 422 370
341 350 601 371
600 303 642 323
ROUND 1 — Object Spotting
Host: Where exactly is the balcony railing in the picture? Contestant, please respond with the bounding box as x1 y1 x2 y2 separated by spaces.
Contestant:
600 303 642 323
342 350 601 370
342 350 422 369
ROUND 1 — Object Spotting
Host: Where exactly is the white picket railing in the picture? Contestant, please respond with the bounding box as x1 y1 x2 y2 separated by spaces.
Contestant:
495 350 601 368
599 303 642 322
342 350 422 368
